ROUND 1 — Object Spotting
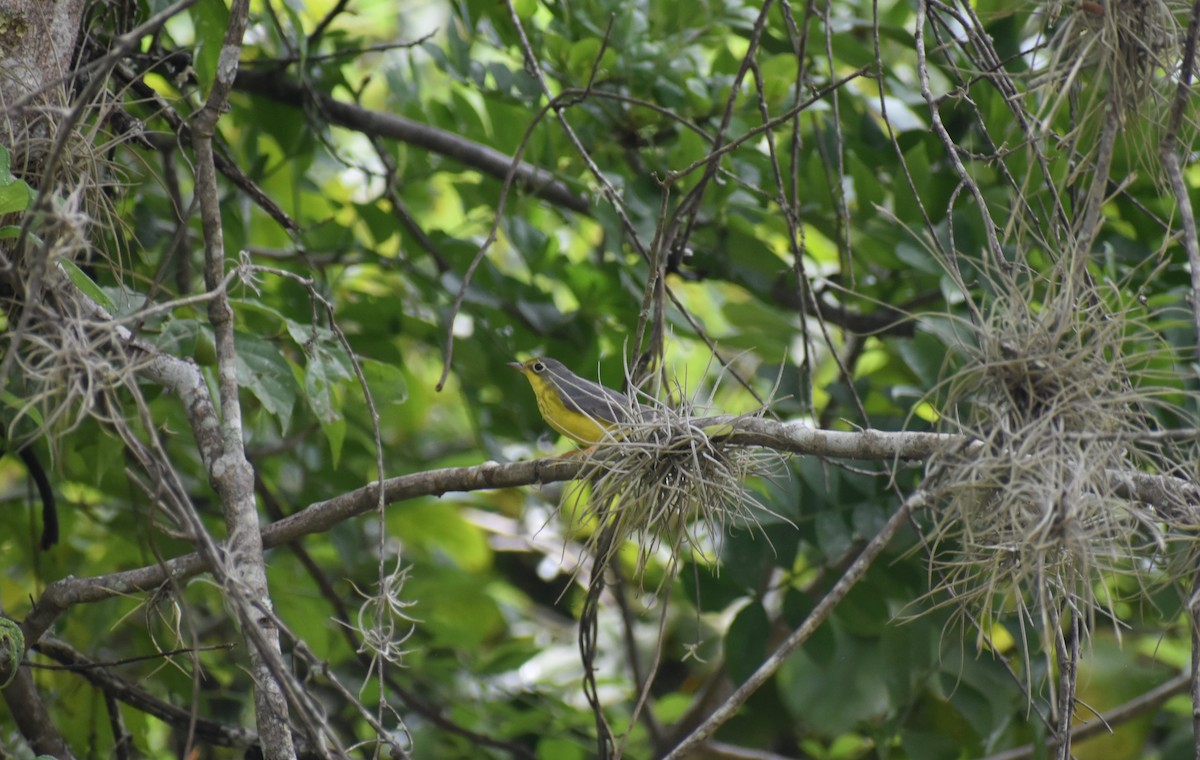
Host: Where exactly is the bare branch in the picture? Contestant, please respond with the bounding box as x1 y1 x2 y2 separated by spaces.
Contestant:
233 68 589 215
32 637 258 751
915 0 1006 272
662 489 930 758
979 672 1190 760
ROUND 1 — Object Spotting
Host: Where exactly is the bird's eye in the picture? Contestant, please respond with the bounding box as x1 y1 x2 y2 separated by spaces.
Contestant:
532 361 545 373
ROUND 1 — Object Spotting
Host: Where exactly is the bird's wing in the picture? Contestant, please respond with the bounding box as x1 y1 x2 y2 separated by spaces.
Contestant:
546 372 632 424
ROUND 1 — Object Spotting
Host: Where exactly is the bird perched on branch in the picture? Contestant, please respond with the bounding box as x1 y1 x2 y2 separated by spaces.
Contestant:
509 357 637 445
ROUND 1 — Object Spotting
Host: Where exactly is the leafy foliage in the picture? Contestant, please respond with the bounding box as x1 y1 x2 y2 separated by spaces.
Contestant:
1 0 1199 758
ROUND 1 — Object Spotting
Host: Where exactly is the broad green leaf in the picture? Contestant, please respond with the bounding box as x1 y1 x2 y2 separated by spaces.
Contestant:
896 330 950 387
726 601 769 685
0 144 32 215
813 509 852 562
537 737 586 760
0 176 31 216
304 344 352 423
404 570 505 650
387 499 490 571
235 332 296 430
192 0 229 93
360 358 408 408
778 621 892 735
320 414 345 469
155 318 209 361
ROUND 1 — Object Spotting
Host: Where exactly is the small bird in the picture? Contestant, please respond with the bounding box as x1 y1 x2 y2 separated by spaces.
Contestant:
509 357 634 445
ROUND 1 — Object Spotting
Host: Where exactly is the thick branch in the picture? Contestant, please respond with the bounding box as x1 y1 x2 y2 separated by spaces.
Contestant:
192 2 298 756
22 421 1198 648
1 668 77 759
20 457 578 644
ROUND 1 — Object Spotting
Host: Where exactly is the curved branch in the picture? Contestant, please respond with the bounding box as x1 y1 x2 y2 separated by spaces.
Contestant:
1161 0 1200 342
233 68 590 215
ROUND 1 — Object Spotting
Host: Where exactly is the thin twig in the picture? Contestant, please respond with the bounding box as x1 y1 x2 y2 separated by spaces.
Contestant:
1192 569 1200 760
914 0 1006 272
978 672 1191 760
32 637 257 749
1160 0 1200 340
662 490 928 759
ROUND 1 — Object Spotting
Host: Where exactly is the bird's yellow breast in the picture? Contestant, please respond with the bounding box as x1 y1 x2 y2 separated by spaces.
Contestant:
525 372 615 445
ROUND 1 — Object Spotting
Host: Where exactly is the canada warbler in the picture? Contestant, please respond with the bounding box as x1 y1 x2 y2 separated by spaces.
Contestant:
509 357 635 445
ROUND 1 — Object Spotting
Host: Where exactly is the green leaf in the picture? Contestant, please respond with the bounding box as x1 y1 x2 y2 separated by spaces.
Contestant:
360 358 408 408
758 53 799 106
192 0 230 93
0 616 23 688
279 3 307 62
726 601 769 685
896 330 949 388
304 344 352 423
320 414 345 469
0 390 43 427
537 737 586 760
813 509 852 562
406 570 505 649
511 0 539 21
58 260 117 313
719 528 778 590
302 344 352 466
0 144 32 215
567 38 616 81
235 332 296 430
894 240 942 276
387 500 490 571
901 731 968 760
689 559 749 613
156 318 207 360
778 622 892 735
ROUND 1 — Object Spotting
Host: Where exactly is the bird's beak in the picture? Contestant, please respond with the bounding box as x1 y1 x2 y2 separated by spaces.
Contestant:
507 362 523 372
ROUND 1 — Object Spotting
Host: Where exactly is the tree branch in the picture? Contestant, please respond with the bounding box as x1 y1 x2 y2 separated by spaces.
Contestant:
22 418 1197 648
32 637 258 751
191 1 298 756
1161 0 1200 344
233 68 589 215
1 668 77 759
978 672 1190 760
662 489 929 758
